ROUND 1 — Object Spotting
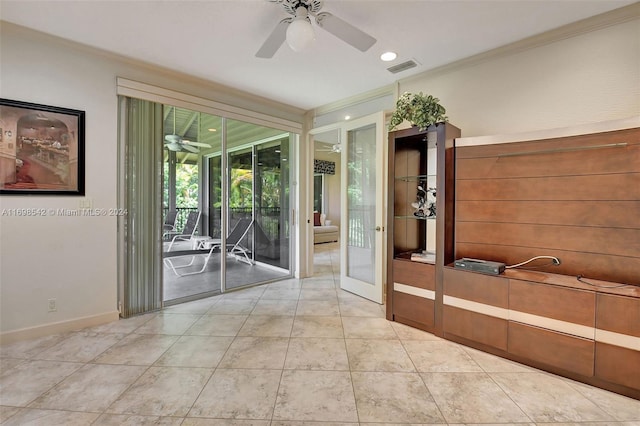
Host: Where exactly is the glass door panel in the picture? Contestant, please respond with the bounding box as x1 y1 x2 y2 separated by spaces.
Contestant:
163 106 222 303
255 140 290 270
340 112 385 303
224 119 293 290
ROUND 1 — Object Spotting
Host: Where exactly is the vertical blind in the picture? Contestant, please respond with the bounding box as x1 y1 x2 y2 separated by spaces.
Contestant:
120 97 163 317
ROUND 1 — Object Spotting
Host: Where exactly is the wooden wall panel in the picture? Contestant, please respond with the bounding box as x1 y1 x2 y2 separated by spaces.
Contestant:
510 279 595 327
393 291 434 327
456 174 640 201
457 144 638 179
455 243 638 285
456 222 639 258
443 305 508 350
596 294 640 337
595 343 640 390
508 322 595 377
456 200 640 228
393 260 435 290
456 128 639 159
455 128 639 287
443 268 508 308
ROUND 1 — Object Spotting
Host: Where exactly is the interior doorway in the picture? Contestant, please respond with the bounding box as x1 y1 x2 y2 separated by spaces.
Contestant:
309 112 386 304
311 128 342 284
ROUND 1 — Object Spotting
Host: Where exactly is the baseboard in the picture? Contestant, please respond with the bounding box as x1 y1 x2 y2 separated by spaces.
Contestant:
0 311 120 345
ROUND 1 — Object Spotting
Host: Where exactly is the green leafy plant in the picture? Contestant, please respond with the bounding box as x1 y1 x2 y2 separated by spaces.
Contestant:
389 92 448 131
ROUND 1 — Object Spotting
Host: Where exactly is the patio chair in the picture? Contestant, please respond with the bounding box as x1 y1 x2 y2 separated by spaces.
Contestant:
223 217 254 265
163 217 253 276
165 211 201 251
163 242 217 277
163 210 178 233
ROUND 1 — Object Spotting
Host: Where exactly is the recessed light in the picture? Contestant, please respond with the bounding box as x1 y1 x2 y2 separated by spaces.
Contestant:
208 128 217 132
380 51 397 62
344 115 351 120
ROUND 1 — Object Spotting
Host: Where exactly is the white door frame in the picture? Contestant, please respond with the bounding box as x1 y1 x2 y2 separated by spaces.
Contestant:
308 112 386 303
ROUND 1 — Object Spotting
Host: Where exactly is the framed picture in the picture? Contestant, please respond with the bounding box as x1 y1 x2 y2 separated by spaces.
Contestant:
0 98 85 195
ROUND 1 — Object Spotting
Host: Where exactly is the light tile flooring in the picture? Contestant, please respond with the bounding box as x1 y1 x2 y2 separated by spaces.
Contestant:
1 242 639 425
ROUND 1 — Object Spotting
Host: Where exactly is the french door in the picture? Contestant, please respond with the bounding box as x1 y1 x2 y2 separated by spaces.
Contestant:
339 112 386 303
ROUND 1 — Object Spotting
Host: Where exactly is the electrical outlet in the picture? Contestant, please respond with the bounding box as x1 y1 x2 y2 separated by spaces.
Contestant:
48 298 57 312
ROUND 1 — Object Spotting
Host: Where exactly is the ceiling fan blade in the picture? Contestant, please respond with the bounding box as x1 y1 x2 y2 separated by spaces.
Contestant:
165 134 181 143
256 17 292 58
315 12 376 52
181 144 200 153
166 142 182 151
183 141 212 148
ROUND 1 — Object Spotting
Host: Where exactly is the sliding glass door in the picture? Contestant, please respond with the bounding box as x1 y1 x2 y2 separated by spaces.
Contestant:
162 106 293 303
220 119 292 290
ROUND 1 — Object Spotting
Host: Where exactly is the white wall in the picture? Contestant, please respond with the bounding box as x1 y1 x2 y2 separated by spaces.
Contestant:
399 18 640 137
0 23 303 339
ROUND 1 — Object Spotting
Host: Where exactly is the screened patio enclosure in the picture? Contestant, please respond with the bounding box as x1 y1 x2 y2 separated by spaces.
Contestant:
162 105 293 303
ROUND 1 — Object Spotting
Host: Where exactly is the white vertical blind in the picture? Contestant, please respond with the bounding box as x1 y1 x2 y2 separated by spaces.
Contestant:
120 97 164 317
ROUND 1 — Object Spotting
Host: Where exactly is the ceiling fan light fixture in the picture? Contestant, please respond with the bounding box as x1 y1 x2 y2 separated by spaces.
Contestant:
286 6 315 52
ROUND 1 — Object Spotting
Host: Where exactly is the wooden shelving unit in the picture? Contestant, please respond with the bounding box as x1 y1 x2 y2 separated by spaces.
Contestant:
385 123 460 334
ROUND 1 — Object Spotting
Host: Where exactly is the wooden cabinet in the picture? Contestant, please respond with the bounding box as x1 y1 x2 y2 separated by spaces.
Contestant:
507 279 596 377
509 279 595 327
594 294 640 391
392 259 435 328
387 123 639 398
508 322 595 377
440 267 640 399
386 123 460 334
442 268 508 350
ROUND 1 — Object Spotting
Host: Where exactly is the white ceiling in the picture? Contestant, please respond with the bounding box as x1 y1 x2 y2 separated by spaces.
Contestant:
1 0 634 111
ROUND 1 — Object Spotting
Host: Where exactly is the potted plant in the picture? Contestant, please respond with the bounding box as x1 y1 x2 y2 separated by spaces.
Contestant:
389 92 448 131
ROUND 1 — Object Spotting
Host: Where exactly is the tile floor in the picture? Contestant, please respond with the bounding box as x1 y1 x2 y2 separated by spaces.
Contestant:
1 242 639 425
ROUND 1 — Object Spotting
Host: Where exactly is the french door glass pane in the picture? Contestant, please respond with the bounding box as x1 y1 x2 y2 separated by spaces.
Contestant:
346 123 376 285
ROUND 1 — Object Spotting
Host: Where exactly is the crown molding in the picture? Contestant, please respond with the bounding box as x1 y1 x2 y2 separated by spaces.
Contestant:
311 84 395 116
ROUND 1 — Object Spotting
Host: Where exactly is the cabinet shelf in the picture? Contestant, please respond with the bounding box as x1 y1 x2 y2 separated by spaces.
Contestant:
394 215 436 221
395 250 436 264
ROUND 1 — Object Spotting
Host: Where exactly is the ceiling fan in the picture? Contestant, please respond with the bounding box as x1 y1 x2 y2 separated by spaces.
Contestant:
256 0 376 58
164 134 211 153
163 109 212 153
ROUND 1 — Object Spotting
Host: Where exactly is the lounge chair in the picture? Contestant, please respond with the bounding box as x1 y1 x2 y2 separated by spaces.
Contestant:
163 243 218 277
163 210 178 233
163 217 253 276
222 217 254 265
165 211 201 251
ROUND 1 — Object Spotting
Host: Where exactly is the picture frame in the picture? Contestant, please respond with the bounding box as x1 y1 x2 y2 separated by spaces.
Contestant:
0 98 85 195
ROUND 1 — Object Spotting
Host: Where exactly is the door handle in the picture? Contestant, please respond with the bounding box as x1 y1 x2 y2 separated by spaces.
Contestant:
375 226 381 231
